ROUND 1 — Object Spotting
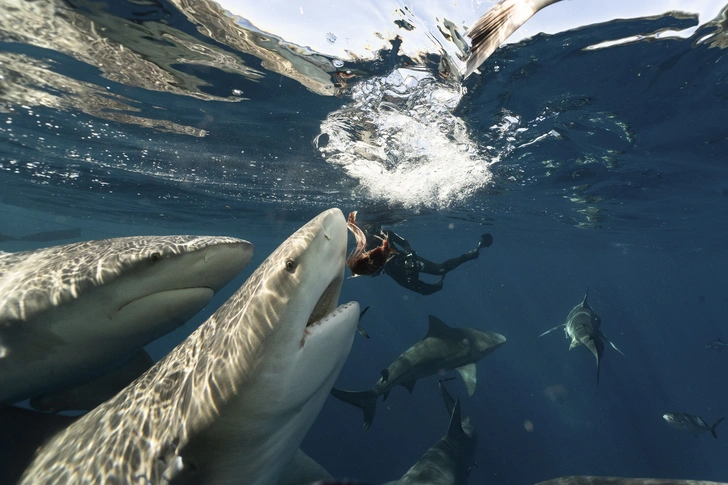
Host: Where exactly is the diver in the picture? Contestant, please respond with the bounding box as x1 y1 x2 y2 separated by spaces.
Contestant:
361 221 493 295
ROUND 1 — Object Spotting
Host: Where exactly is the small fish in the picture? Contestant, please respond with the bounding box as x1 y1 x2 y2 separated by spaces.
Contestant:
345 211 397 277
705 338 727 351
663 412 725 438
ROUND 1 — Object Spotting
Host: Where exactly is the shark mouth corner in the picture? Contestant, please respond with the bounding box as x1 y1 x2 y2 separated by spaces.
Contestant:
301 275 344 347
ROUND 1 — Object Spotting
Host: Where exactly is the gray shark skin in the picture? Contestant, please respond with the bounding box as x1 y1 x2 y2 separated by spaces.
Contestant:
0 235 253 405
663 412 725 438
538 289 625 385
536 478 728 485
331 315 505 430
465 0 565 77
19 208 360 485
381 380 476 485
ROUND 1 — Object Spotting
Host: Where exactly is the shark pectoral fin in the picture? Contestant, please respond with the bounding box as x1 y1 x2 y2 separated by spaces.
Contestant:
400 380 416 394
277 449 332 485
568 338 580 350
30 349 154 413
425 315 453 339
456 363 477 396
538 324 565 338
381 369 389 382
355 306 371 339
712 417 725 439
600 332 626 358
446 399 467 441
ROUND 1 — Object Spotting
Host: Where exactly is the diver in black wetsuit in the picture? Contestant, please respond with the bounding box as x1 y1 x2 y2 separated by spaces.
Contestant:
361 222 493 295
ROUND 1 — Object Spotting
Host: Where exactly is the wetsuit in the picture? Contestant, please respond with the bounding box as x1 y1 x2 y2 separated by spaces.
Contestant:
379 230 491 295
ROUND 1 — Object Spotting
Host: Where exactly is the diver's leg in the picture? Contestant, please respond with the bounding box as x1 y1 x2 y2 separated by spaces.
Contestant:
410 278 444 295
420 233 494 275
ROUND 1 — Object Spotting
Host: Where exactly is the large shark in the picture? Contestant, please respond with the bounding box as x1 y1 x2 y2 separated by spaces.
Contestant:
331 315 505 430
0 235 253 405
538 289 625 385
381 379 477 485
19 208 360 485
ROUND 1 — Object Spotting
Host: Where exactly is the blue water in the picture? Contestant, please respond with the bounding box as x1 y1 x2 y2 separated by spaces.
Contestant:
1 1 728 484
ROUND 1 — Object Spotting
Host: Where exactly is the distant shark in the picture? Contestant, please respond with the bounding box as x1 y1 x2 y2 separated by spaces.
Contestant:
539 289 625 385
19 208 360 485
0 235 253 405
331 315 506 430
663 412 725 439
381 379 477 485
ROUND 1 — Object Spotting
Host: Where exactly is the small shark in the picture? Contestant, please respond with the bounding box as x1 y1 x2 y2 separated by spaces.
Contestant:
538 289 625 385
331 315 506 430
465 0 565 77
705 338 727 352
381 379 476 485
663 412 725 439
19 208 360 485
0 235 253 405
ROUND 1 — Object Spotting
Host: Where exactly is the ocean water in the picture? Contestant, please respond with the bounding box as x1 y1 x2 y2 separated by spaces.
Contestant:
1 0 728 484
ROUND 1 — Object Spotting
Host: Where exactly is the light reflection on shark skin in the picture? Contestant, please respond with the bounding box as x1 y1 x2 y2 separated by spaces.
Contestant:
19 208 359 485
0 235 253 405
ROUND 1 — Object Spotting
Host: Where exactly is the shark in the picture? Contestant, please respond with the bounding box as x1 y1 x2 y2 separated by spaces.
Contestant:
381 379 477 485
0 235 253 405
464 0 565 77
331 315 506 430
663 412 725 439
19 208 360 485
538 289 625 385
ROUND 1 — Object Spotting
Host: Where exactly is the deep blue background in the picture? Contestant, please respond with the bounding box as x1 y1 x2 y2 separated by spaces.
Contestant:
1 2 728 484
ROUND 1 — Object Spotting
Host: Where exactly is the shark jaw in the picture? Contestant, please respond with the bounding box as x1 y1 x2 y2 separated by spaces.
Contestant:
177 208 360 485
0 235 254 404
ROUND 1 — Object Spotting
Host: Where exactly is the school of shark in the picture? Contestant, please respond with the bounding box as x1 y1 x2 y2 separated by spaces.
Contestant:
0 0 725 484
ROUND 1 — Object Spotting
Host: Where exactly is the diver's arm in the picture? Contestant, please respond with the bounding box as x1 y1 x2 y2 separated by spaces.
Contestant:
384 230 412 252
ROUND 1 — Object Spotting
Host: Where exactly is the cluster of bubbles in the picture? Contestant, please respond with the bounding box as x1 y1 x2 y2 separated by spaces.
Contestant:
316 68 496 210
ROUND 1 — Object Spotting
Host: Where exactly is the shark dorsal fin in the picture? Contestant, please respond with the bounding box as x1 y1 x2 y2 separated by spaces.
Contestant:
581 287 591 309
425 315 452 339
447 399 466 440
456 363 477 396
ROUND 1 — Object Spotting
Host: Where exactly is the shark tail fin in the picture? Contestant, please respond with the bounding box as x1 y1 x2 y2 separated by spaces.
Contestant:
330 388 379 431
711 417 725 438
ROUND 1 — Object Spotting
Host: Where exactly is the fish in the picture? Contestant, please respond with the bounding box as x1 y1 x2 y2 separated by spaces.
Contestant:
0 235 253 405
19 208 360 485
345 211 397 277
663 412 725 438
705 338 727 351
331 315 506 430
538 289 625 385
465 0 565 78
381 379 477 485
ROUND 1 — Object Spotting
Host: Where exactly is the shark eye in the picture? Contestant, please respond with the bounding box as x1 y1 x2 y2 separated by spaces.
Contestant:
150 252 162 262
284 259 296 272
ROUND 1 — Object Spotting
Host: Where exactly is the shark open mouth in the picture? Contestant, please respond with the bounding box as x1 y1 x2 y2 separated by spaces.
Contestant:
306 276 342 328
301 275 343 348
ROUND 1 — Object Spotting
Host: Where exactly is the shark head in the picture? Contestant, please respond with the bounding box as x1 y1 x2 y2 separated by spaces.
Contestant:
247 207 358 411
174 208 360 485
0 235 254 404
